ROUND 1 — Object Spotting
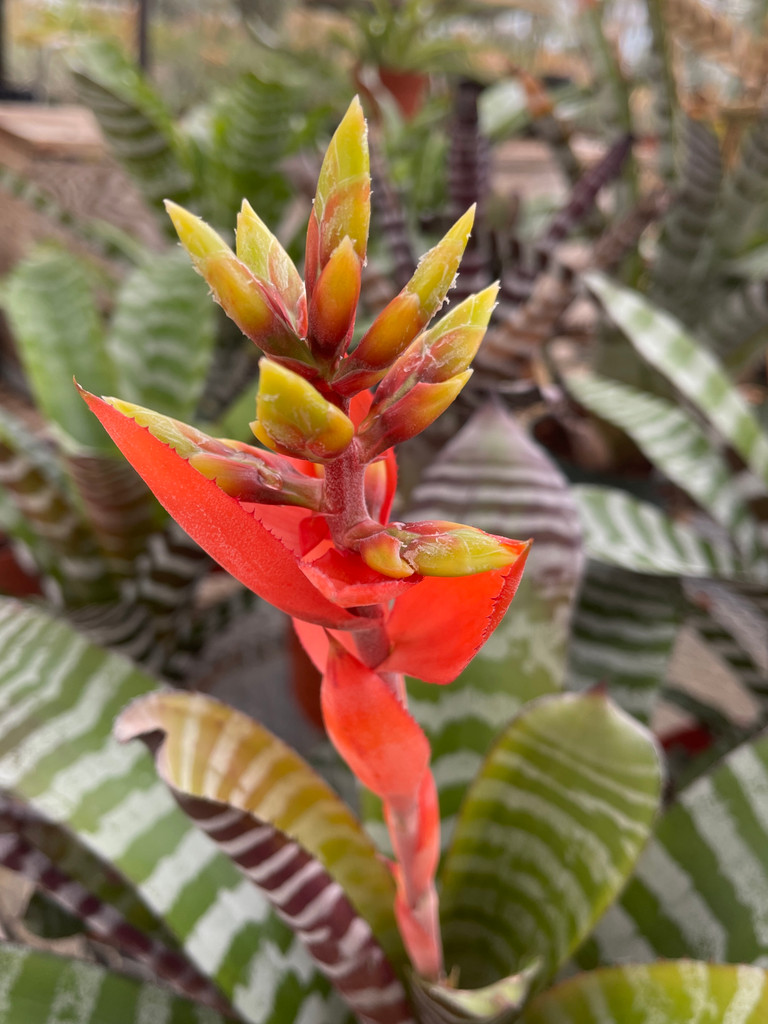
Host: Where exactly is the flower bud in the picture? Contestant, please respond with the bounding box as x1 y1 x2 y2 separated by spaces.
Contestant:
103 397 323 508
400 522 531 577
252 358 354 463
236 199 307 335
307 97 370 296
307 236 362 362
166 201 314 369
356 373 471 461
187 450 322 509
333 206 476 394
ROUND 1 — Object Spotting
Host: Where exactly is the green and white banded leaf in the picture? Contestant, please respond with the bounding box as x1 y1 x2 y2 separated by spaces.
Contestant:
649 116 722 322
519 963 768 1024
439 692 662 990
587 729 768 967
714 109 768 257
70 39 193 211
685 579 768 704
368 403 581 855
2 246 116 451
573 485 744 579
107 250 217 423
0 809 224 1011
565 369 755 549
0 410 115 605
585 272 768 495
698 278 768 377
0 945 239 1024
0 598 348 1023
568 560 682 723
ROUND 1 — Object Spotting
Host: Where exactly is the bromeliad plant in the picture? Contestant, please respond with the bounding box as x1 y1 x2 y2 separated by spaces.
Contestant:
38 96 763 1024
80 96 532 984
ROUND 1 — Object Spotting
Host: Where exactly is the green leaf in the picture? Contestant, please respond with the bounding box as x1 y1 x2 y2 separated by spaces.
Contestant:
573 485 746 579
439 692 662 990
2 246 116 451
0 408 115 605
715 109 768 257
587 729 768 967
585 273 768 495
649 117 722 322
568 561 682 723
519 963 768 1023
70 39 193 211
565 370 755 548
107 250 217 423
0 944 238 1023
0 598 348 1023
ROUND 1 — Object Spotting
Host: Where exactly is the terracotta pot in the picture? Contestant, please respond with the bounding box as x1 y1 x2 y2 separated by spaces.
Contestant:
377 66 429 119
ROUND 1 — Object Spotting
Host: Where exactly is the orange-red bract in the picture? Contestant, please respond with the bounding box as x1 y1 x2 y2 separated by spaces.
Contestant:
80 387 362 630
321 641 430 803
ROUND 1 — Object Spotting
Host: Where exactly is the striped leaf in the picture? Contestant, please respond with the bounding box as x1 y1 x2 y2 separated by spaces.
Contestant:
2 246 116 451
714 110 768 258
0 809 224 1011
366 403 582 855
649 117 722 323
439 692 662 990
115 694 414 1024
0 409 115 606
115 691 403 968
564 370 756 549
0 945 239 1024
573 485 745 579
70 39 193 212
0 598 349 1023
568 561 682 723
585 273 768 495
519 963 768 1024
585 729 768 968
107 250 217 423
698 278 768 377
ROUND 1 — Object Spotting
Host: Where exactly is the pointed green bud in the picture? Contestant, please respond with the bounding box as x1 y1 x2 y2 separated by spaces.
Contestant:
357 521 531 579
333 206 476 394
236 199 307 335
187 450 322 509
401 522 531 577
252 358 354 463
376 283 499 405
307 236 362 362
356 373 471 461
105 397 323 508
165 201 313 369
306 97 370 295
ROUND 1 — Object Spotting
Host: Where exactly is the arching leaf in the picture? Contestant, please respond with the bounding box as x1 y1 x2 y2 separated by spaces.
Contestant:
440 692 662 990
0 598 348 1023
586 729 768 968
519 963 768 1024
0 945 240 1024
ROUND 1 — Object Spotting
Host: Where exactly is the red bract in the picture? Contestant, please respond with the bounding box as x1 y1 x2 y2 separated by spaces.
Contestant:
81 97 530 982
